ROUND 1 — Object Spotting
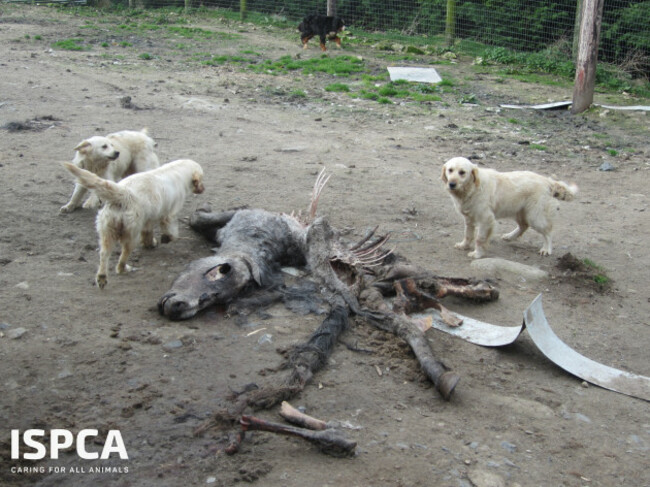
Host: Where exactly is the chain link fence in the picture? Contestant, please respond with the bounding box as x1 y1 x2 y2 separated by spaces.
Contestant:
26 0 650 77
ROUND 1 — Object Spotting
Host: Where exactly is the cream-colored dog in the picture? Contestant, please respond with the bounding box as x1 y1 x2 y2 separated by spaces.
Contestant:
63 159 205 288
441 157 578 258
60 129 160 213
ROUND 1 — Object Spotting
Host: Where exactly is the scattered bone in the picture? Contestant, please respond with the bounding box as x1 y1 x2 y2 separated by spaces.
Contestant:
279 401 327 430
240 415 357 458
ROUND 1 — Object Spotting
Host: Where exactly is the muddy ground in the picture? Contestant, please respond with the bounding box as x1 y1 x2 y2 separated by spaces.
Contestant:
1 6 648 487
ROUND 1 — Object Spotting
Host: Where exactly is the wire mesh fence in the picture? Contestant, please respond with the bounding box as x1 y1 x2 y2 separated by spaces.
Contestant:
17 0 650 77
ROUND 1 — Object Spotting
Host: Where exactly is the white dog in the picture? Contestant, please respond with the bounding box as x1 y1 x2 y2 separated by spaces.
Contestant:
441 157 578 258
63 159 205 288
60 129 160 213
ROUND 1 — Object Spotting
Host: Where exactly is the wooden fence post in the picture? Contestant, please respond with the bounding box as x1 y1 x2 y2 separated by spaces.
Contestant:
445 0 456 47
571 0 604 114
572 0 583 62
240 0 247 20
327 0 337 17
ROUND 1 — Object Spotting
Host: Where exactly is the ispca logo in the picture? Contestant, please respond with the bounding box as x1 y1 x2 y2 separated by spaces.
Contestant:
11 429 128 460
9 429 129 475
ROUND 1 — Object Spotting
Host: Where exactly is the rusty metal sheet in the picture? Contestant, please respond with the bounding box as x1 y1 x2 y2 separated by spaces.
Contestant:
524 294 650 402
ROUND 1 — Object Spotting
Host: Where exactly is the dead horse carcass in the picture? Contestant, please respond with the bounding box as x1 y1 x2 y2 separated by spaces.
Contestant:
158 172 498 400
158 207 314 320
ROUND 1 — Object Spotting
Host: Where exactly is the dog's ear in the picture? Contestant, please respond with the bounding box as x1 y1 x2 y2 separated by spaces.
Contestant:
74 140 91 153
471 166 480 187
192 172 205 194
440 164 448 183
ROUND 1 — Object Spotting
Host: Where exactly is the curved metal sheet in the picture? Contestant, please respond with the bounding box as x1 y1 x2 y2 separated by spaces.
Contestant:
412 310 523 347
416 294 650 401
524 294 650 402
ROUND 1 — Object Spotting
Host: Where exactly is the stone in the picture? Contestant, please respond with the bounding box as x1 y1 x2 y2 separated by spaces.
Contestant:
470 258 548 282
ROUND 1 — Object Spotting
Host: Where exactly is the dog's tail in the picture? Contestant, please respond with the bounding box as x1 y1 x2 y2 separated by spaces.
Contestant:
62 162 131 206
550 178 579 201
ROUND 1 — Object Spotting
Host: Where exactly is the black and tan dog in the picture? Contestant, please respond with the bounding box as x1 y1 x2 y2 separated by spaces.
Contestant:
298 14 345 51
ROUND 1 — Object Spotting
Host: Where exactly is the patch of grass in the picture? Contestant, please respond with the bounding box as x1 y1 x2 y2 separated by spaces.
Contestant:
529 144 547 151
52 38 87 51
79 23 100 31
582 258 610 286
361 73 389 82
202 54 249 66
138 52 153 60
167 26 240 40
377 83 410 98
607 148 619 156
476 44 649 97
582 258 605 272
351 80 445 104
358 90 379 100
593 274 610 286
325 83 351 92
478 45 575 78
459 93 478 104
410 83 443 102
250 55 365 77
135 23 162 32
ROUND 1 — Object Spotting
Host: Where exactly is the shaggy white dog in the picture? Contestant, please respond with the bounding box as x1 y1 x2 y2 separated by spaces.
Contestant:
441 157 578 258
60 129 159 213
63 159 205 288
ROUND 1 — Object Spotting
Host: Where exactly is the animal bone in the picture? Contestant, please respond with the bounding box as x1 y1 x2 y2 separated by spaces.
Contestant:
239 415 357 458
279 401 327 430
393 278 463 327
359 286 461 400
278 401 361 431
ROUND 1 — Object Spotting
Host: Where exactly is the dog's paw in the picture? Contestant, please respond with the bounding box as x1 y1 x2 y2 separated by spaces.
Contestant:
96 274 108 289
454 241 471 250
116 263 135 274
538 248 552 256
468 250 484 259
59 204 76 214
142 237 158 249
82 196 100 210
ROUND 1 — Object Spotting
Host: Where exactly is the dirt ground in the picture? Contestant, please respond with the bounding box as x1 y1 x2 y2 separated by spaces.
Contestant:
1 6 648 487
